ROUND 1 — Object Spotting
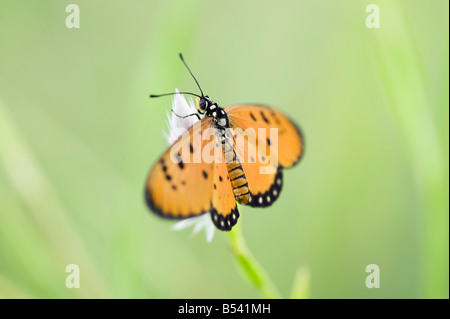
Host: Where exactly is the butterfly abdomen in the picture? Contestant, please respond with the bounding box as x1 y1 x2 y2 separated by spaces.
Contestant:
221 137 251 204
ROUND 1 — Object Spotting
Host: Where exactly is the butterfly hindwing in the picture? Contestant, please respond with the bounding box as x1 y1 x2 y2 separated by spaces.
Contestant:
226 104 303 207
210 133 240 230
230 128 283 207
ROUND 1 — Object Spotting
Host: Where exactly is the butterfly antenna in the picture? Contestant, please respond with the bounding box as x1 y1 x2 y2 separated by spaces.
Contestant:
179 53 204 97
149 92 201 99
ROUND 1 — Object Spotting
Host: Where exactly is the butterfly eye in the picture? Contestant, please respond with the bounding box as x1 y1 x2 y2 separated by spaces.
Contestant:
198 98 207 110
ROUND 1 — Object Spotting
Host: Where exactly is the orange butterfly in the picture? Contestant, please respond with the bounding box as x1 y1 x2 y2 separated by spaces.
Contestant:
145 54 304 231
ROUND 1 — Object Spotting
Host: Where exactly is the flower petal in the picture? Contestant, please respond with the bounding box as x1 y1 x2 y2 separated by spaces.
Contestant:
166 89 198 145
205 220 215 243
171 217 198 231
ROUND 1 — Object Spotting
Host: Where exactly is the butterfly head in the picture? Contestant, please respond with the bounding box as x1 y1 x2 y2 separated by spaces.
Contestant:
196 95 212 114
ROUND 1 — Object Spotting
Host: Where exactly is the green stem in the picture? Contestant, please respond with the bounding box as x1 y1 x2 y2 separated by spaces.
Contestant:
226 224 282 299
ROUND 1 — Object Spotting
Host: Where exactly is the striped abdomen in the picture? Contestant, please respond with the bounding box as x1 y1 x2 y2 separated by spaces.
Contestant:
222 138 250 204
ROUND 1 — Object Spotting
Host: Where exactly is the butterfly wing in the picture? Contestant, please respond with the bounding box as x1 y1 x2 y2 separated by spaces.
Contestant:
225 104 304 207
145 119 213 219
145 118 239 230
210 133 239 230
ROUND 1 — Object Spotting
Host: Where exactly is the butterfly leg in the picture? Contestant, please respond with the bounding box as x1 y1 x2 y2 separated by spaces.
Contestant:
171 109 201 120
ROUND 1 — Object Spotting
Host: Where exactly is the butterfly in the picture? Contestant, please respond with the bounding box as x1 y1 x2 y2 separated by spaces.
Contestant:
145 54 304 231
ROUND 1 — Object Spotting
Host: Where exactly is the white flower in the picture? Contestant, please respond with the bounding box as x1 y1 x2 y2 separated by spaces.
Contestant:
166 89 216 243
171 214 215 243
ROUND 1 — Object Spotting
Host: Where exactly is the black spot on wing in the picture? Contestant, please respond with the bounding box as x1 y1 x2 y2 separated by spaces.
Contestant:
160 159 168 172
260 111 270 124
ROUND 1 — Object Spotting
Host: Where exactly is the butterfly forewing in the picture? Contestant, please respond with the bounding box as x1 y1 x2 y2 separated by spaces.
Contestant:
226 104 304 168
145 119 215 219
146 119 241 230
210 134 240 230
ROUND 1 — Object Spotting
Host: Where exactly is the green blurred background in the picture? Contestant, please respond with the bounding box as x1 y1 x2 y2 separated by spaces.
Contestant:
0 0 448 298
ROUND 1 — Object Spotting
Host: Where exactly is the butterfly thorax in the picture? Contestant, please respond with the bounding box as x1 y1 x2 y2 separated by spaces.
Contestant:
205 103 229 128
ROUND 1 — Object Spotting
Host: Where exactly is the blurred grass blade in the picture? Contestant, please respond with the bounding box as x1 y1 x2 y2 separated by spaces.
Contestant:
370 2 448 298
0 96 108 298
290 267 311 299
